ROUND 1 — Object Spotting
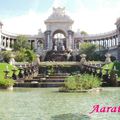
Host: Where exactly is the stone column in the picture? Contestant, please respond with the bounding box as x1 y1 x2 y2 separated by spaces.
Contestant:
0 22 3 50
34 39 38 52
11 39 14 48
99 40 100 50
4 37 7 48
103 40 105 48
44 30 52 50
107 39 109 48
117 27 120 60
0 33 1 49
113 37 115 46
110 38 114 47
67 30 74 50
7 38 10 48
115 36 117 46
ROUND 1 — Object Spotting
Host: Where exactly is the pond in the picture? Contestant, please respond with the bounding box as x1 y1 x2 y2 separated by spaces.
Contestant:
0 87 120 120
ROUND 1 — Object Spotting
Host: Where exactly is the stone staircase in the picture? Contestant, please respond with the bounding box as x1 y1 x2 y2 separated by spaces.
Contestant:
15 75 67 87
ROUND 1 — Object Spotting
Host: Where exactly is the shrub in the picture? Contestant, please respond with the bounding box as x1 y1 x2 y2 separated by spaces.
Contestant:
0 51 12 63
0 78 15 87
13 35 31 51
15 50 25 62
64 74 101 90
24 49 36 62
79 43 97 57
15 49 36 62
64 76 77 90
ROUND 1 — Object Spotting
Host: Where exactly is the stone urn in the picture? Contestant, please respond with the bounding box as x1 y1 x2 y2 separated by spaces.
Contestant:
80 54 87 64
36 54 40 64
105 53 111 63
9 53 16 65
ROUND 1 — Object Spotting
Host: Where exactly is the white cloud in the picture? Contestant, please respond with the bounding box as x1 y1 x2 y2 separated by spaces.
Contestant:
1 0 120 35
69 0 120 34
3 11 46 34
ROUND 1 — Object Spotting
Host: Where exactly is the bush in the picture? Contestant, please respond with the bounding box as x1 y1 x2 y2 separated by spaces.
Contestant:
24 50 36 62
79 43 97 57
64 76 77 90
64 74 101 90
13 35 31 51
15 50 25 62
0 51 12 63
0 78 15 87
15 49 36 62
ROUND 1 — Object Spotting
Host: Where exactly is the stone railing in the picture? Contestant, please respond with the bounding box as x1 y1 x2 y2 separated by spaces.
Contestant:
4 63 39 81
81 62 118 86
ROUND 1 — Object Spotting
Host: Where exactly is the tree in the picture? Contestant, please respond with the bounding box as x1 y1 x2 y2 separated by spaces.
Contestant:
13 35 30 51
15 49 25 62
79 43 97 60
24 49 36 62
80 31 88 35
15 49 36 62
0 51 12 63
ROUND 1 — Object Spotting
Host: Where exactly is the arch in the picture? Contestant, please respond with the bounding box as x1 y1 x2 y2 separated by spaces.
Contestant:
52 29 66 37
52 29 66 51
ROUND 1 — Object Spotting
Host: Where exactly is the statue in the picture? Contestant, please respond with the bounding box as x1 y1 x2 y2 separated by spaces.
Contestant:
62 45 65 51
54 45 57 51
53 7 65 16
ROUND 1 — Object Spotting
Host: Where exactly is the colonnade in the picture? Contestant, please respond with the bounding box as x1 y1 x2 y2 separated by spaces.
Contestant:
1 35 16 49
0 30 119 53
84 35 118 50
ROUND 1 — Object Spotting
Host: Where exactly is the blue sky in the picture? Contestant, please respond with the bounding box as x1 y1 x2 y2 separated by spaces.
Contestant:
0 0 120 34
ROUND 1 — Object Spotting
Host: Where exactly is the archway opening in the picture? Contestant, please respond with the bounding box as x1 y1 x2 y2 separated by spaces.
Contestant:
53 30 66 51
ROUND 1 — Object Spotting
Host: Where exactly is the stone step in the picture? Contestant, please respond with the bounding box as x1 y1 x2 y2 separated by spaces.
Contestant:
14 82 64 87
101 82 111 87
24 79 65 83
33 76 67 79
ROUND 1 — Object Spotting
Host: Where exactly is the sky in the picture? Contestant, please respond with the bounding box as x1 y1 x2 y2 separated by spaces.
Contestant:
0 0 120 35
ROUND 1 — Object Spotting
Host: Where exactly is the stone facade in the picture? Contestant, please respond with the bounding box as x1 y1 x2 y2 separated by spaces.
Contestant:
0 7 120 60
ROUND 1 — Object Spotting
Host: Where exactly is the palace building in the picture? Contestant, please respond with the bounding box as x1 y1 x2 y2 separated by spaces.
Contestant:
0 7 120 60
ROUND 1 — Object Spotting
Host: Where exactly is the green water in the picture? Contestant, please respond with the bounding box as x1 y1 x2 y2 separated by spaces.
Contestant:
0 88 120 120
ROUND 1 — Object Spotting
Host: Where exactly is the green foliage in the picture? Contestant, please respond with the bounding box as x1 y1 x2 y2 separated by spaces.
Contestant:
24 49 36 62
87 51 116 61
79 43 115 61
0 63 18 79
0 78 15 87
114 61 120 77
102 62 114 75
102 62 120 80
15 49 36 62
15 49 25 62
80 31 88 35
0 51 12 63
64 74 101 90
47 65 55 75
64 76 77 90
79 43 97 59
87 51 106 61
13 35 30 51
